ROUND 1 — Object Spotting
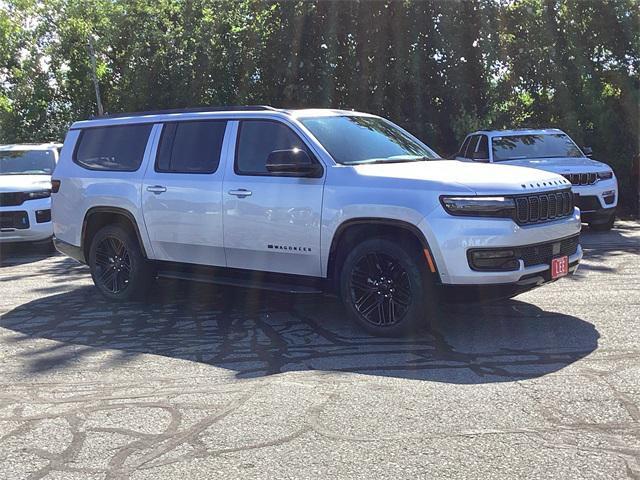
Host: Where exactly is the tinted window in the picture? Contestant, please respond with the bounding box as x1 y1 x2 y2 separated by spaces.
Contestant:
236 121 311 174
492 133 583 161
74 124 152 171
156 121 226 173
464 135 479 158
476 135 489 159
458 136 471 157
300 116 437 164
0 150 55 175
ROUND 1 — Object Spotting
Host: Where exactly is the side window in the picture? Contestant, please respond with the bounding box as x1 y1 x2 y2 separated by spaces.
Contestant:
475 135 489 160
458 136 471 157
464 135 479 158
156 121 227 173
235 120 313 175
74 124 152 171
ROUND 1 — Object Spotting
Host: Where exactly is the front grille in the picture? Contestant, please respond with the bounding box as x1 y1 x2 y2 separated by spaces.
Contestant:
575 195 601 212
518 235 580 267
0 211 30 229
0 192 26 207
562 173 597 185
514 189 573 225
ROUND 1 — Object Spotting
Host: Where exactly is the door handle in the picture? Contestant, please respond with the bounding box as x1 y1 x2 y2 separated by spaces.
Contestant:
147 185 167 194
228 189 252 198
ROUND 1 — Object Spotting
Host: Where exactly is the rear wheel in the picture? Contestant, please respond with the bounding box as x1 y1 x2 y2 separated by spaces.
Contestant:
339 237 437 336
88 224 153 301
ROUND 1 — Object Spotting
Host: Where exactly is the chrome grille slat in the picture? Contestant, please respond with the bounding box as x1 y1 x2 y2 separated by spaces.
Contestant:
514 189 573 225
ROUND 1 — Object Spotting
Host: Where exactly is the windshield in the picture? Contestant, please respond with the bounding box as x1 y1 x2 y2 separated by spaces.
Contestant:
492 134 583 161
0 150 55 175
300 116 439 165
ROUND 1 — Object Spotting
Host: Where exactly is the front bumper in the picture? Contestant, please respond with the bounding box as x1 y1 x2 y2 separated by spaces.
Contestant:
572 179 617 224
0 197 53 243
419 206 582 285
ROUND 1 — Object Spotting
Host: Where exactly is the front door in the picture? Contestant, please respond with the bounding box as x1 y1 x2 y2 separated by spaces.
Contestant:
222 120 325 276
141 120 230 266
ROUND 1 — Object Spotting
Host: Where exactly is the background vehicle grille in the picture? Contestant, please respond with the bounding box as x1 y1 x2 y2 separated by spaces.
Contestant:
0 192 26 207
518 235 580 267
514 189 574 225
562 173 597 185
0 211 29 229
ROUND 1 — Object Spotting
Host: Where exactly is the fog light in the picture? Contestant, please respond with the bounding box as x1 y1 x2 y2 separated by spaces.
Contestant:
468 249 519 271
36 209 51 223
603 190 615 205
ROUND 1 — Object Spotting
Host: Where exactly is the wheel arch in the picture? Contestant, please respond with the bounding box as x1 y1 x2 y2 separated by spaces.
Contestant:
326 218 440 290
81 207 149 261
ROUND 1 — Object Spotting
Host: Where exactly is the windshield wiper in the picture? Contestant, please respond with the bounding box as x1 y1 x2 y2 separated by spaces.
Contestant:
345 156 431 165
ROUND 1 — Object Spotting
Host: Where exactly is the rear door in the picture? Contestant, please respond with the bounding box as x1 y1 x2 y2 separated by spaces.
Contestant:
141 120 230 266
222 119 325 276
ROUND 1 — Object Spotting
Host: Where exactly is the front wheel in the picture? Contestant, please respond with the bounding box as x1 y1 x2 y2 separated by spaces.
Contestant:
339 238 437 336
88 224 153 301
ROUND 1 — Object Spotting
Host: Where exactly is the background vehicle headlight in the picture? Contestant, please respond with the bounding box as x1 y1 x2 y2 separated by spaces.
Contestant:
440 196 516 218
597 171 613 180
26 190 51 200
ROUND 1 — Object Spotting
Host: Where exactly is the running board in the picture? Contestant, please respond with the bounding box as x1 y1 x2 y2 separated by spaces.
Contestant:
155 267 323 294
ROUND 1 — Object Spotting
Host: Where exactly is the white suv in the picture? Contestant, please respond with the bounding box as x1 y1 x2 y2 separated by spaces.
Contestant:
52 107 582 335
1 143 60 244
456 128 618 230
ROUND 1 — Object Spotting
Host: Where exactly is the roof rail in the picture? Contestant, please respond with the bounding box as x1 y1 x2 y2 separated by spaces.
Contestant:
92 105 280 120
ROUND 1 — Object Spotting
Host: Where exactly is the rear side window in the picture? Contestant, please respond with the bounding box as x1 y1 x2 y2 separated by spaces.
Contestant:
236 120 312 175
476 135 489 159
156 121 227 173
74 124 152 171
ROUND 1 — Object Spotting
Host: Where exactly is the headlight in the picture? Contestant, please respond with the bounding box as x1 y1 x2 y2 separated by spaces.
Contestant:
25 190 51 200
597 171 613 180
440 196 516 218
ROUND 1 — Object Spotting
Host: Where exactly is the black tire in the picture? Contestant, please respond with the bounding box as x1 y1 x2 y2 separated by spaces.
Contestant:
339 237 437 336
88 224 153 301
589 215 615 231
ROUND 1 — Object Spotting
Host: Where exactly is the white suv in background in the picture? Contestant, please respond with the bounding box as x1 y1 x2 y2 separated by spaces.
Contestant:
52 107 582 335
0 143 60 244
456 128 618 230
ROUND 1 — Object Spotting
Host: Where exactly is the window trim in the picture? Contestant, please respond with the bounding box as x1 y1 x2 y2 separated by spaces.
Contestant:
233 119 323 178
154 120 228 175
72 123 153 172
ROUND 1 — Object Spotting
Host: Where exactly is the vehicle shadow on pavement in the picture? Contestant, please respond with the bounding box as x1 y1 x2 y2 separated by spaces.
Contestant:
1 281 599 384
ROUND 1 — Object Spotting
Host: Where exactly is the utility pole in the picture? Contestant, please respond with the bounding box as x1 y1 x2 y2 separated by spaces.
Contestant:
87 35 104 116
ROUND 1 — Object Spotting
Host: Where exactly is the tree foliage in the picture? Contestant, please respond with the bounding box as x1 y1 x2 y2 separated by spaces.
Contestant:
0 0 638 209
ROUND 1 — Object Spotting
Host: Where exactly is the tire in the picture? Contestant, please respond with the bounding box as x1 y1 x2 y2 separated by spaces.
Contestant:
339 237 437 336
590 215 615 231
88 224 153 301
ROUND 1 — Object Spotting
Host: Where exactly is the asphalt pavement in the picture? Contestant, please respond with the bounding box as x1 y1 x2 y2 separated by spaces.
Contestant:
0 222 639 479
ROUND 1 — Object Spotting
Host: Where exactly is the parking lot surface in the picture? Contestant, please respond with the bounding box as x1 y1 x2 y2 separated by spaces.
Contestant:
1 222 639 480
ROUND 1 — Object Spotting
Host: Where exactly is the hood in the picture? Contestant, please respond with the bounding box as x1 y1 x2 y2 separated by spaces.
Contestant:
353 160 571 195
497 156 610 173
0 174 52 193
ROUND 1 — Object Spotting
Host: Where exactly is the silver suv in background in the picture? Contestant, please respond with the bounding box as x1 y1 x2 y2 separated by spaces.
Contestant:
52 107 582 336
0 143 60 244
455 128 618 230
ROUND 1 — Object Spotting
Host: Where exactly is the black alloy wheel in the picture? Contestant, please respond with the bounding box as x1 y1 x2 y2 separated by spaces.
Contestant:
350 252 412 327
89 224 153 301
340 237 436 336
93 236 132 294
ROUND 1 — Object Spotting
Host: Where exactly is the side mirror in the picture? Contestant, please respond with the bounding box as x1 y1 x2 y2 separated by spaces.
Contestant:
472 150 490 162
583 146 593 158
266 149 322 177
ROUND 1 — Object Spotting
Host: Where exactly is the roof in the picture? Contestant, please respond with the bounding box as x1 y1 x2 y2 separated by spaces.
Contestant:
0 143 62 151
69 107 371 130
470 128 566 137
